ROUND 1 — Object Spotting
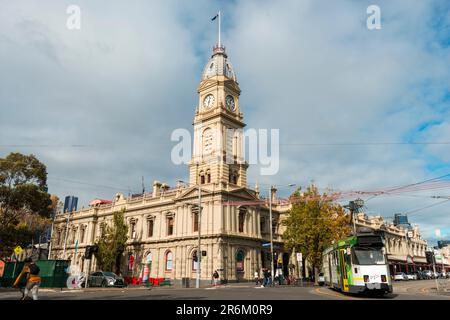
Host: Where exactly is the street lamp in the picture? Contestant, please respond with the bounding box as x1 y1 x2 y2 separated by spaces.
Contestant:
268 183 296 286
178 179 202 288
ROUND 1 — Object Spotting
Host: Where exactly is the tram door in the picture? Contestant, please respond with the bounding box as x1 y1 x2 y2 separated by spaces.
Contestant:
339 249 349 292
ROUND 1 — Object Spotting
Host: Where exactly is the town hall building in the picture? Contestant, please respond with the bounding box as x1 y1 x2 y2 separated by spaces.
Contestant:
49 42 292 285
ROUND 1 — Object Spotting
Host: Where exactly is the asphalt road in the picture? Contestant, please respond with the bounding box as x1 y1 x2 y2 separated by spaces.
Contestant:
0 279 449 300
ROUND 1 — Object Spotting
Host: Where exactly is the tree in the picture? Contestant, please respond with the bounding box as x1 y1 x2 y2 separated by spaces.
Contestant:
0 152 52 259
282 184 350 283
94 209 128 272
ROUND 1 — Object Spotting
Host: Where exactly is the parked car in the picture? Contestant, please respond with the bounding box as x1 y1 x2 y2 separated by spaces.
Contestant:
422 270 433 279
86 271 125 288
416 271 426 280
406 273 417 280
318 273 325 286
394 272 408 281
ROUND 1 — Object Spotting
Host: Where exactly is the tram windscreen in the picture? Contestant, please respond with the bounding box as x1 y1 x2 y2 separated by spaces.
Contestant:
352 247 386 265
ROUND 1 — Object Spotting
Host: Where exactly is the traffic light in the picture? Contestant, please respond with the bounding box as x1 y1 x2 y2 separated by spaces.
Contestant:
85 245 98 259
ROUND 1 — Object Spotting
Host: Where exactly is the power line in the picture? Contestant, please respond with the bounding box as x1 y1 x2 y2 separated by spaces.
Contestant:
405 199 450 216
48 176 140 194
280 142 450 146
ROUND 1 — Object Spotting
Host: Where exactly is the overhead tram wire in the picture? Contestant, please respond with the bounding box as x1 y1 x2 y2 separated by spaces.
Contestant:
47 176 140 194
403 199 450 216
279 141 450 146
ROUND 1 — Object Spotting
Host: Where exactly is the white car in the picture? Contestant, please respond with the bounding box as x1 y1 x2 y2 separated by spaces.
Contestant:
406 273 417 280
318 273 325 286
394 272 408 281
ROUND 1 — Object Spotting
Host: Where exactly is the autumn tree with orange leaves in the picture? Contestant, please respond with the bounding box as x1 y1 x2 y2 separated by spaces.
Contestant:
282 184 350 283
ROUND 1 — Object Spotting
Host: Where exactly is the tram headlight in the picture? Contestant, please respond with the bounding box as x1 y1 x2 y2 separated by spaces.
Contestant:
363 275 369 282
381 275 387 282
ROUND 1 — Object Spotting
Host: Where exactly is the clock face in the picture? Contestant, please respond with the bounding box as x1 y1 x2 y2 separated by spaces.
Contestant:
203 94 215 109
225 95 235 111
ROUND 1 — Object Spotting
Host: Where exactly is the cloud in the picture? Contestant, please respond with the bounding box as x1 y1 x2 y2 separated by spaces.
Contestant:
0 0 449 242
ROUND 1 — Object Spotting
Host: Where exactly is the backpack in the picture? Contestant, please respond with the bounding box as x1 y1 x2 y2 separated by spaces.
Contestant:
28 263 40 276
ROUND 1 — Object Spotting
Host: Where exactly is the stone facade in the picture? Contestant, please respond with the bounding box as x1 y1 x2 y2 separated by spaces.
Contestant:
355 213 429 273
49 44 291 284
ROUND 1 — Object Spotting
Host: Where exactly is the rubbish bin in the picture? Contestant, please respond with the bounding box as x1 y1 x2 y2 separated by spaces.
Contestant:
0 262 25 287
0 260 69 288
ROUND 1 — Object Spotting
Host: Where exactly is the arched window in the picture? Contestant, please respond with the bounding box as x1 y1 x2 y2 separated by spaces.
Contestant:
238 208 247 233
165 251 173 271
200 172 205 184
260 218 266 234
56 230 62 246
193 212 199 232
167 216 174 236
147 218 154 238
129 219 137 239
206 170 211 183
80 226 86 243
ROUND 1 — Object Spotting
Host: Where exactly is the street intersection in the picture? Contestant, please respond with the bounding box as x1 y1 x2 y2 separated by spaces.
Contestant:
0 279 449 300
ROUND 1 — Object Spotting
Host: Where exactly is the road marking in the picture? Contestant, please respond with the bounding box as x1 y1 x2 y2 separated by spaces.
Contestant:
313 287 357 300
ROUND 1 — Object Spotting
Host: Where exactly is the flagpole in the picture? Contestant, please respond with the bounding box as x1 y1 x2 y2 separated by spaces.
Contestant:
218 11 221 48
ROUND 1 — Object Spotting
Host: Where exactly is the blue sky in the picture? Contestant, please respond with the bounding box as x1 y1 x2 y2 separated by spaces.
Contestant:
0 0 449 244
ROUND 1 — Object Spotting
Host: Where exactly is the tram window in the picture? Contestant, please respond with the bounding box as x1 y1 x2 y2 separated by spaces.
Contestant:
352 247 385 265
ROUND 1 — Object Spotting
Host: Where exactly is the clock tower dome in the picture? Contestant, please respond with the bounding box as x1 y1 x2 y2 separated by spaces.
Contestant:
189 44 248 187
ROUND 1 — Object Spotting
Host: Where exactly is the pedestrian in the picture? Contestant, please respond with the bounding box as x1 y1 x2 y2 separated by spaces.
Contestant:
260 268 265 287
254 269 260 285
263 268 271 287
267 270 272 286
13 258 41 300
277 270 283 286
212 270 220 286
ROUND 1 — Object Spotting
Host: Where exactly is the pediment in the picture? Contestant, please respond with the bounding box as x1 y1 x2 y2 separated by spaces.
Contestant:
226 187 260 201
177 186 214 199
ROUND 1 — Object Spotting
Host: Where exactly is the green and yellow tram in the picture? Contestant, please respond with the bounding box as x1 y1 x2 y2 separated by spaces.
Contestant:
322 233 392 295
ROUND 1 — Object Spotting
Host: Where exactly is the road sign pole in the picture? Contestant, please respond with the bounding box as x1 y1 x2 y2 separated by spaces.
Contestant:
12 253 17 280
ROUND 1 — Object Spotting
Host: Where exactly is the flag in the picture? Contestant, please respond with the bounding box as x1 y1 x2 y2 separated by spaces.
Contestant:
211 13 218 21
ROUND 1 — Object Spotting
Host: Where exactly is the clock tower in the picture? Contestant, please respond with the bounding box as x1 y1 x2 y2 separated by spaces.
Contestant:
189 44 248 187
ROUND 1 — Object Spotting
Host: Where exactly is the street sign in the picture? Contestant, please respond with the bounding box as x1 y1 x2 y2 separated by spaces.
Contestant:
14 246 23 255
262 243 271 247
296 253 302 261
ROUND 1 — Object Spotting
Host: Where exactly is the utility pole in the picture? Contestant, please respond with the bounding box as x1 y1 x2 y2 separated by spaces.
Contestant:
269 186 275 286
197 182 202 289
62 209 70 259
268 184 296 286
48 201 62 260
177 178 202 288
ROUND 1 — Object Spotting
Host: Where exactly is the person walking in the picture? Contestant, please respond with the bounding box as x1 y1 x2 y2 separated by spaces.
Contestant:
260 268 265 287
212 270 220 287
254 269 260 286
13 258 41 300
